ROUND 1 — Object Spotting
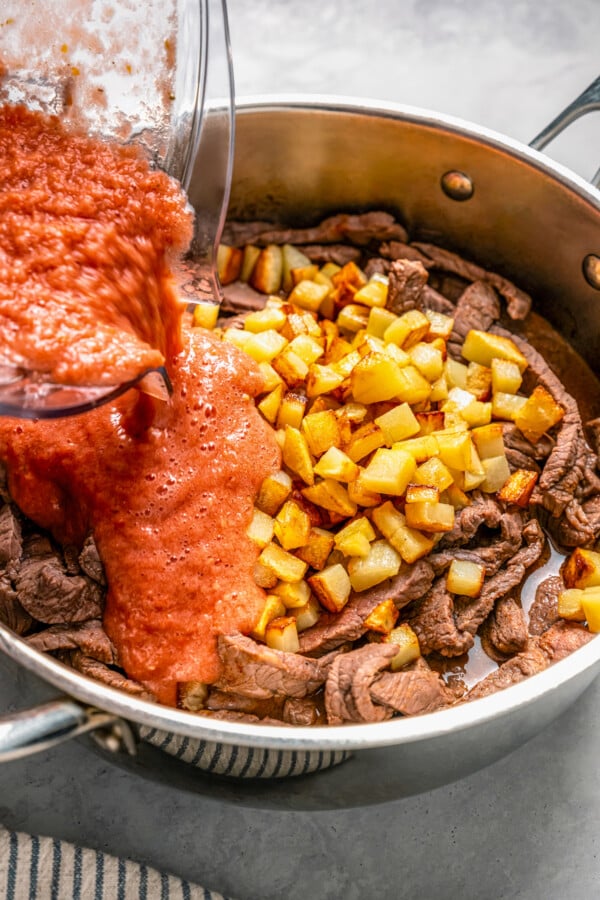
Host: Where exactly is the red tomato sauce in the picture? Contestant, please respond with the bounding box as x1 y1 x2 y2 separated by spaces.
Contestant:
0 106 281 704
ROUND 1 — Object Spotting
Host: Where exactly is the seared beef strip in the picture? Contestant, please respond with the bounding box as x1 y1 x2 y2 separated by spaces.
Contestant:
385 259 429 315
0 575 32 635
15 553 103 625
528 576 563 636
447 281 501 360
0 504 22 573
480 595 528 662
325 643 398 724
405 578 474 658
66 650 155 700
25 619 117 663
370 657 454 716
223 211 409 250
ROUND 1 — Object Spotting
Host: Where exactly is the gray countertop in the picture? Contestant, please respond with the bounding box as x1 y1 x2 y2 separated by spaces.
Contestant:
2 2 600 898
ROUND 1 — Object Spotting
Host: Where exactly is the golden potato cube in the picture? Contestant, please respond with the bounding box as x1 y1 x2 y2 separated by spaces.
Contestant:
355 334 387 358
392 365 432 405
436 430 477 471
256 470 293 517
443 386 477 413
471 422 505 459
243 330 289 364
257 383 284 425
497 469 538 508
492 392 528 422
239 244 261 283
282 426 314 486
364 597 399 634
358 448 416 496
382 342 411 367
291 595 323 632
273 500 312 550
313 446 360 483
371 501 435 563
513 385 565 443
563 548 600 589
217 243 243 285
257 361 284 393
557 588 586 622
258 542 308 583
446 559 486 598
177 681 209 711
466 361 492 400
405 484 440 504
287 334 325 366
405 501 455 533
480 454 511 493
331 261 368 305
429 374 449 402
250 244 283 294
345 422 386 462
276 390 308 430
408 342 444 382
300 409 340 458
413 456 454 492
253 560 279 590
462 329 528 372
347 479 382 508
334 517 377 558
244 307 287 334
330 349 362 378
308 563 352 613
462 468 487 491
392 434 439 464
301 479 357 517
347 540 401 592
295 527 336 571
337 304 370 333
272 346 310 388
324 336 355 365
280 309 320 341
337 402 368 425
460 399 492 428
320 262 342 281
491 357 523 394
444 483 472 509
384 309 430 348
290 264 320 288
387 624 422 670
353 277 389 308
375 402 420 445
222 328 253 352
251 595 287 641
273 579 312 609
191 301 220 331
424 309 455 341
265 616 301 652
416 410 445 435
306 363 345 398
580 588 600 632
444 358 469 390
367 306 398 339
246 508 275 549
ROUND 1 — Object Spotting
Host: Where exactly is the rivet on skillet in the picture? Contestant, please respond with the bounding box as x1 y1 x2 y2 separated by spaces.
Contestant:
582 254 600 290
440 170 474 201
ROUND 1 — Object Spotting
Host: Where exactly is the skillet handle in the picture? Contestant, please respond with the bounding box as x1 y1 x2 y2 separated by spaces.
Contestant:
0 698 137 762
530 74 600 187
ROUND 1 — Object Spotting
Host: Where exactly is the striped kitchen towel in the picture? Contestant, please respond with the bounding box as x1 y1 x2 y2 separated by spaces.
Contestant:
0 827 230 900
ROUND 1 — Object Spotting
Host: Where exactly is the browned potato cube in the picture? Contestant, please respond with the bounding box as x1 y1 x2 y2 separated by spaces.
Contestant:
364 597 399 633
295 527 336 570
497 469 538 508
308 563 352 612
562 548 600 589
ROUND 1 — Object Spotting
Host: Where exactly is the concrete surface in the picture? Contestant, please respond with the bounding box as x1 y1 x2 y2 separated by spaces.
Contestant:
2 1 600 897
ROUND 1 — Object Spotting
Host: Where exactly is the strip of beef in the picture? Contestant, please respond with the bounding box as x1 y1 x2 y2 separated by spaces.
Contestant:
206 689 285 721
502 424 554 463
528 575 563 636
200 709 287 726
0 575 31 635
301 244 362 265
364 257 390 278
538 619 594 661
282 697 324 726
386 259 429 315
215 632 328 699
15 551 104 625
411 242 532 319
66 650 155 700
299 560 435 657
405 578 474 657
455 519 545 637
25 619 117 664
370 657 454 715
0 504 22 574
447 281 501 360
325 643 397 724
378 241 433 266
225 212 409 249
585 416 600 457
221 282 268 314
429 508 525 578
421 285 457 315
434 492 503 549
464 644 549 701
480 595 528 662
78 535 107 586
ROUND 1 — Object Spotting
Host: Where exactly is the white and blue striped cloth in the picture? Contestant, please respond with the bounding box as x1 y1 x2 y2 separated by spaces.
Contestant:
0 828 229 900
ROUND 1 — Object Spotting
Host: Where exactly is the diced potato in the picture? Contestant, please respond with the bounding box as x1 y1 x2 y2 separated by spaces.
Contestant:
355 333 386 358
444 359 469 390
244 307 287 334
257 361 284 393
347 478 382 508
276 390 308 430
272 346 310 387
479 454 511 493
291 264 320 287
217 243 243 285
246 508 275 548
436 430 477 471
408 342 444 382
446 559 486 597
191 301 220 330
330 349 362 378
416 410 445 435
258 542 308 583
471 422 505 459
253 560 279 589
466 361 492 400
281 243 313 292
236 329 288 363
345 422 386 462
391 365 432 405
250 244 283 294
257 383 284 424
404 500 455 533
301 479 357 517
375 402 420 445
497 469 538 507
347 540 401 591
337 304 370 333
367 306 398 339
252 595 287 641
382 342 411 367
308 563 352 612
273 579 312 609
265 616 300 652
306 363 345 397
350 353 408 404
387 623 422 670
392 434 439 464
337 402 368 424
429 374 449 402
313 446 360 482
331 260 368 305
492 392 528 422
413 456 454 492
334 516 377 557
291 527 334 571
491 358 523 394
177 681 209 711
358 448 416 496
300 409 340 458
562 548 600 589
364 597 399 634
460 399 492 428
281 309 322 341
287 334 324 367
384 309 430 348
273 500 312 550
405 484 440 504
291 595 323 631
444 483 471 509
282 426 314 485
462 329 528 372
353 277 389 308
424 309 454 341
580 588 600 632
240 244 261 283
371 501 435 563
513 385 565 443
256 470 293 516
557 588 586 622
